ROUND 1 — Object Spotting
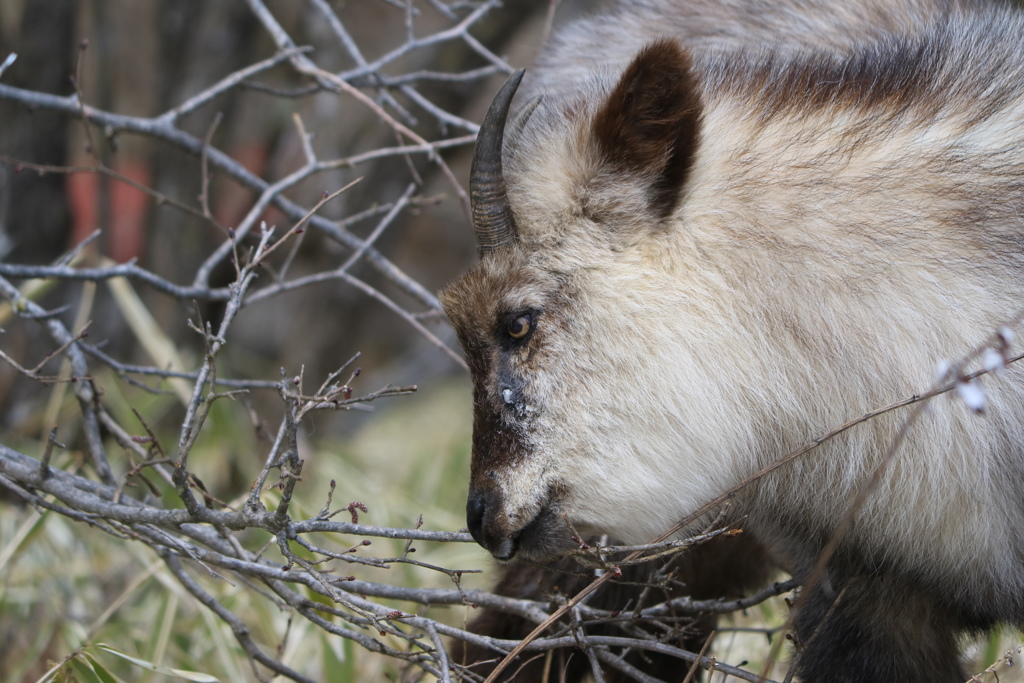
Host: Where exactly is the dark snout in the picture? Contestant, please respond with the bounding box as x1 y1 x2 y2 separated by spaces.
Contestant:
466 488 518 560
467 485 576 562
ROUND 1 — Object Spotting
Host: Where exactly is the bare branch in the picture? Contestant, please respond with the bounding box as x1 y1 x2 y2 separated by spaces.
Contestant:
0 3 826 681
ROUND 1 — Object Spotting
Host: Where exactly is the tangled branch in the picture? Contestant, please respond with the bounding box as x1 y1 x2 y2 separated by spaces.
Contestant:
0 2 795 680
5 2 1016 682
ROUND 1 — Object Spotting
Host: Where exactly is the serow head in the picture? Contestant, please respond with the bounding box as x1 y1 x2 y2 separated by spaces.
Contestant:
442 41 706 562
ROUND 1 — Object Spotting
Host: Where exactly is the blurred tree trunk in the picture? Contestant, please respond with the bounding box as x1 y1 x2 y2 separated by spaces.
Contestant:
0 0 76 264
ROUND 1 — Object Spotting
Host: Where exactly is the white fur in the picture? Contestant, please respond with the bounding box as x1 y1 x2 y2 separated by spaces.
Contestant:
443 0 1024 624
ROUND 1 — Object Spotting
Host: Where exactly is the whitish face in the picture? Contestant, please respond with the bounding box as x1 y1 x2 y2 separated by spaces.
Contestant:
441 240 743 562
442 39 744 561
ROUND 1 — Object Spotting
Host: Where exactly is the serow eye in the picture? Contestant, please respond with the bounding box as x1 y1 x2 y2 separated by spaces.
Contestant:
507 314 532 340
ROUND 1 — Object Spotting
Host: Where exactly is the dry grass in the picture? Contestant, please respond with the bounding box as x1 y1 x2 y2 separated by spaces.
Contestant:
2 371 1020 682
0 374 493 682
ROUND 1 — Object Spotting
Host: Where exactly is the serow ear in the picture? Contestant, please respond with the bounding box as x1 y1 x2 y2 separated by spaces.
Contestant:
592 39 702 219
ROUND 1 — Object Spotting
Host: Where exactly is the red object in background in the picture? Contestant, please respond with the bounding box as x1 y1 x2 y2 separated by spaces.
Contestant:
65 142 286 262
214 143 267 231
67 160 151 262
214 142 287 232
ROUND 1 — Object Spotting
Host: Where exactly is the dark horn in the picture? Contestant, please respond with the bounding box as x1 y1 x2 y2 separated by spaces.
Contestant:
470 69 525 255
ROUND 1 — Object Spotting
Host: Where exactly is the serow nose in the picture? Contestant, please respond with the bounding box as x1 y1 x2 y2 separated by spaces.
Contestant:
466 489 518 560
466 490 486 546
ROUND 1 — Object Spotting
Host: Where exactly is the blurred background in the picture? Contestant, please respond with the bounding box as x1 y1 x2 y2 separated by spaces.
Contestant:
1 1 1019 681
0 0 577 679
0 0 568 417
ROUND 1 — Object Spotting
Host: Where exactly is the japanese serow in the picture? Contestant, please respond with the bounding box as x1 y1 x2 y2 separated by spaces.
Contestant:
440 0 1024 680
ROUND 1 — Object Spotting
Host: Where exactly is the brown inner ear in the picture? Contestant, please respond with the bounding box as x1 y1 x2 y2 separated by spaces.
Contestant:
592 39 702 219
